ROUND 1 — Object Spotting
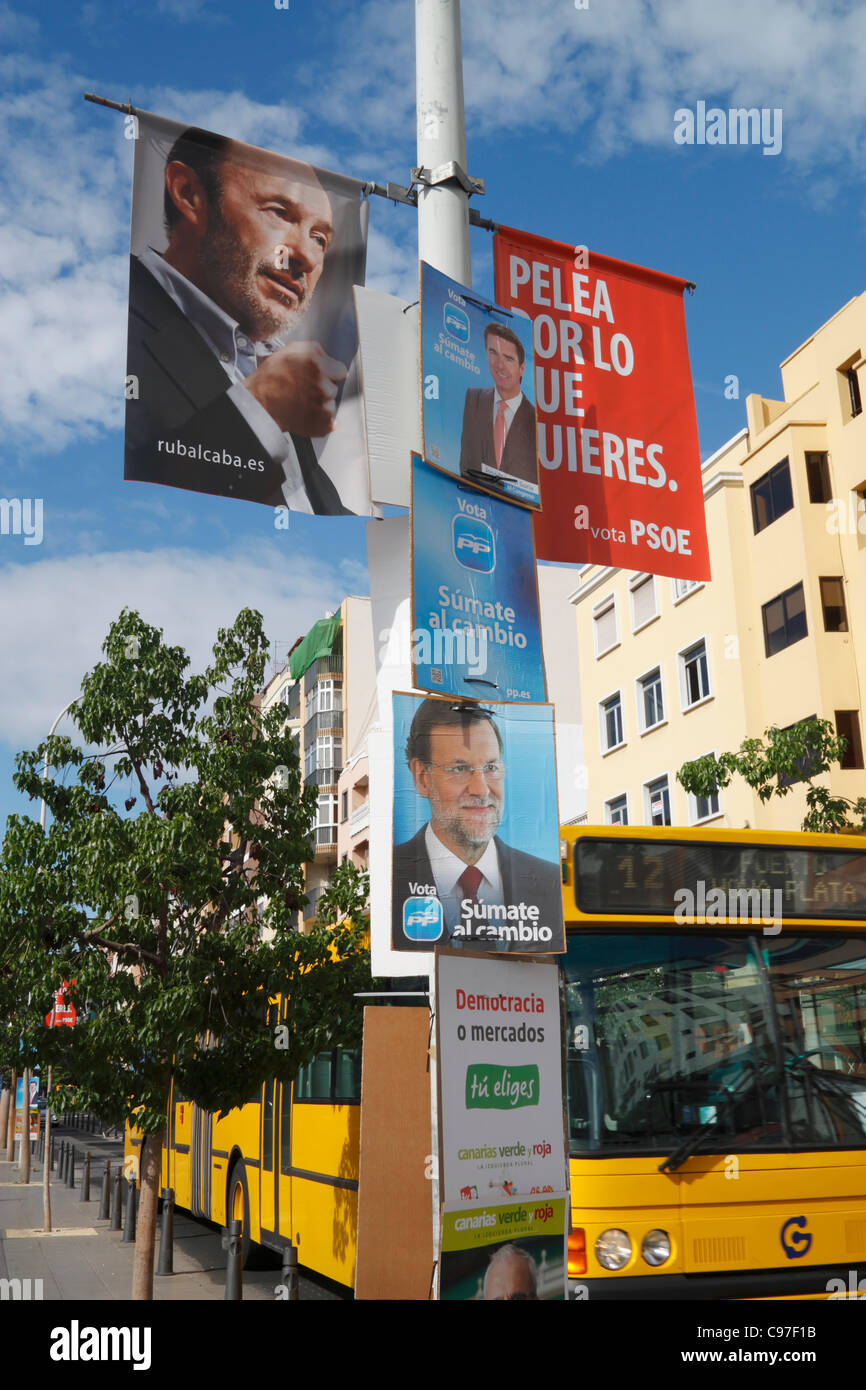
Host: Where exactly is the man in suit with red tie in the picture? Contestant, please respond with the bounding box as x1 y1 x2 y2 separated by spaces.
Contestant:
391 700 563 952
458 322 539 493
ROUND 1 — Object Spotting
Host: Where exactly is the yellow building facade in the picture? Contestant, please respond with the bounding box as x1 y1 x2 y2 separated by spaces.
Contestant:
574 290 866 830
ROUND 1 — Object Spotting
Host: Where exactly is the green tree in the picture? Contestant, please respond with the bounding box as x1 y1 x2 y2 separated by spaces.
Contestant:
677 718 866 834
0 608 369 1299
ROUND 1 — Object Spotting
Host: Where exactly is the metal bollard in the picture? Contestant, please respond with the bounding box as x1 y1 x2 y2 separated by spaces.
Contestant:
223 1219 243 1300
66 1146 76 1189
280 1246 299 1301
122 1176 137 1242
99 1160 111 1219
156 1187 175 1276
59 1140 67 1182
49 1136 56 1172
110 1167 122 1231
79 1151 91 1203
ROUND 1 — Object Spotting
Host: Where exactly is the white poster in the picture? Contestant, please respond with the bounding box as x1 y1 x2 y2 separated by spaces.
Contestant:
436 951 568 1203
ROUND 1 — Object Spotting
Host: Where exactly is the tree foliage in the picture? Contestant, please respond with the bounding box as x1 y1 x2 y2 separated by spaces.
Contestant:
0 608 371 1131
677 718 866 834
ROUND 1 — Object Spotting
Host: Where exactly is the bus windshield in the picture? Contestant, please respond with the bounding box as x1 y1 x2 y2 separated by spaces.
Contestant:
563 931 866 1157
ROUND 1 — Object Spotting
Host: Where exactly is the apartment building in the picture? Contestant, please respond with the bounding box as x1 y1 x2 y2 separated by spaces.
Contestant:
574 289 866 831
260 595 375 925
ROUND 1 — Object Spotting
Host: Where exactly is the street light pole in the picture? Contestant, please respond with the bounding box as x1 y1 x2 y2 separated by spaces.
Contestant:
39 698 77 1228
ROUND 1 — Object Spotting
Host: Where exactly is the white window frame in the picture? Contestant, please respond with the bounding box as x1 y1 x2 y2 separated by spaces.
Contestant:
629 573 658 634
599 690 625 754
687 752 724 826
592 595 619 658
643 772 673 827
635 664 666 734
670 576 704 606
316 792 338 830
678 635 713 712
604 792 629 826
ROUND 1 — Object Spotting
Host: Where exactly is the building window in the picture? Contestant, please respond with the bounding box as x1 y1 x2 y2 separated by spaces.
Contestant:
838 356 863 422
846 368 863 419
776 716 825 790
340 789 349 822
762 583 807 657
819 577 848 632
600 693 624 752
637 667 664 731
605 794 628 825
680 639 710 708
672 576 700 603
593 597 618 657
805 452 832 503
644 775 672 826
751 458 793 534
836 711 864 770
687 756 721 823
630 574 656 631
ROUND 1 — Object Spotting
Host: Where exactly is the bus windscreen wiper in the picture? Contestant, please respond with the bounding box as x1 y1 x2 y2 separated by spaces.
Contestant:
658 1061 774 1174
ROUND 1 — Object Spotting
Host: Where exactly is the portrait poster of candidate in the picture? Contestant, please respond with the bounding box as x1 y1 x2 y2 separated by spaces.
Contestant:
125 110 373 516
410 455 546 703
420 261 541 510
439 1198 568 1301
391 693 564 953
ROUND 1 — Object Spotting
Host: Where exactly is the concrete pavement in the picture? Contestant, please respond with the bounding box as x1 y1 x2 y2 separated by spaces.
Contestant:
0 1122 341 1301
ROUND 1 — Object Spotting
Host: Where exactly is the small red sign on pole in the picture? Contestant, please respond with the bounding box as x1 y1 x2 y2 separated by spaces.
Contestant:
45 980 76 1028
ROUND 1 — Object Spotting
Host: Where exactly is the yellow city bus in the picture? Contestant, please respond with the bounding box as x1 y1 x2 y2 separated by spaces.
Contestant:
561 824 866 1300
127 1029 363 1287
127 824 866 1298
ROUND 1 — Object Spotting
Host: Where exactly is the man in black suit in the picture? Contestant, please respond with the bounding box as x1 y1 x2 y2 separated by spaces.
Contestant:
459 322 539 493
392 700 564 952
125 127 353 514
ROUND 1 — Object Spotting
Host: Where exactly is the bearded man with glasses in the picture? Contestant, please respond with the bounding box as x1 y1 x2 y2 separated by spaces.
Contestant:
392 699 563 951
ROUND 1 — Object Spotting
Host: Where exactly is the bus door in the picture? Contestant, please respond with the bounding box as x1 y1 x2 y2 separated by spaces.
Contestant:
276 1082 293 1245
260 1078 278 1240
169 1082 192 1209
188 1103 212 1219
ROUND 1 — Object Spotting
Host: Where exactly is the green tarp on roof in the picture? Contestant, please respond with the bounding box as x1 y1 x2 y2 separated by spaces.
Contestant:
288 616 342 680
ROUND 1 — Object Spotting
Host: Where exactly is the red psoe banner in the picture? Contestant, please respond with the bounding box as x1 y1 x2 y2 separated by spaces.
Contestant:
493 227 710 580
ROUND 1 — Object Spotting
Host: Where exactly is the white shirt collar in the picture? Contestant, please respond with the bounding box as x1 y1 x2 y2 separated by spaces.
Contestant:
424 821 503 899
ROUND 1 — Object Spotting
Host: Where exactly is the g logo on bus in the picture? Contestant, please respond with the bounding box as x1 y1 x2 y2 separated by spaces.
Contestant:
780 1215 812 1259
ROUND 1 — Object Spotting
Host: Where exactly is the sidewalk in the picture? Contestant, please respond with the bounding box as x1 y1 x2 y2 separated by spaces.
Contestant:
0 1123 339 1301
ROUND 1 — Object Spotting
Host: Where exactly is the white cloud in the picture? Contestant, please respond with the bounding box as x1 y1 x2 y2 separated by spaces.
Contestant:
0 544 359 748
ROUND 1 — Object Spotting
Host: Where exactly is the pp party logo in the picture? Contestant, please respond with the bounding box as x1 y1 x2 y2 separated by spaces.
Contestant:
443 301 470 343
403 895 443 941
452 514 496 574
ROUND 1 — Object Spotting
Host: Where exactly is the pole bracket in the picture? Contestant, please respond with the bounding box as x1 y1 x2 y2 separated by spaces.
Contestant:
412 161 485 197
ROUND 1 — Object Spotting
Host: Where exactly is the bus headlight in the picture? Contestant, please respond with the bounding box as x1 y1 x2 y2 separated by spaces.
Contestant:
641 1230 671 1266
595 1229 631 1270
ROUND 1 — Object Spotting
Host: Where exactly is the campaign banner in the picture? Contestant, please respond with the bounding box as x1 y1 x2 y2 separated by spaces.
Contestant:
439 1194 568 1300
493 226 710 580
391 694 564 953
436 952 569 1203
420 261 541 509
125 110 372 516
410 455 546 702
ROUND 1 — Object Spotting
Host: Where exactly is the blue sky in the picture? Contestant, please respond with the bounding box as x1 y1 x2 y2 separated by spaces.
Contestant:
1 0 864 827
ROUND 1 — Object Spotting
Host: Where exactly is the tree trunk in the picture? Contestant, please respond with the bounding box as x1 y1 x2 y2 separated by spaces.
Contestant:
131 1132 163 1301
5 1067 17 1161
0 1085 9 1152
19 1067 30 1183
42 1066 52 1232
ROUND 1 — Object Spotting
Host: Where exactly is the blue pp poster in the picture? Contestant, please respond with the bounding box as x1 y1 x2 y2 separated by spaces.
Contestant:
391 692 564 954
420 262 541 509
411 455 546 703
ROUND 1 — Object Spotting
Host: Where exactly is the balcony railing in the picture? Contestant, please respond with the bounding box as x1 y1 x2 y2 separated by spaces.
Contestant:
305 764 342 789
304 707 344 742
350 800 370 836
302 882 330 918
310 654 343 679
